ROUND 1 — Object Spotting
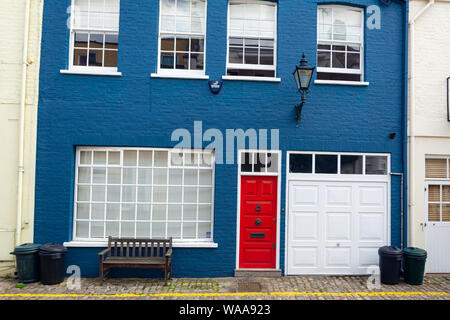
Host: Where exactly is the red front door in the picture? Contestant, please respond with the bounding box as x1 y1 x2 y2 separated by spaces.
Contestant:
239 176 277 269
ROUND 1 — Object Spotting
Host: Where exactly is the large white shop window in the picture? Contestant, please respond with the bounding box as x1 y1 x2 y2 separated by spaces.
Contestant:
74 148 215 242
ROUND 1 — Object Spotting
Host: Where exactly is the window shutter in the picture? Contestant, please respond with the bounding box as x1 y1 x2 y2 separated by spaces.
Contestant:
425 159 447 178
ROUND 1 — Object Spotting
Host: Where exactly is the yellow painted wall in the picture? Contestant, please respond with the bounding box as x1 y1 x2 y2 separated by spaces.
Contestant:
0 0 43 275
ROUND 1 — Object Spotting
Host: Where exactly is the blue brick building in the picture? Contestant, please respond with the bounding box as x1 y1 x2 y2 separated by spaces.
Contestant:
35 0 408 278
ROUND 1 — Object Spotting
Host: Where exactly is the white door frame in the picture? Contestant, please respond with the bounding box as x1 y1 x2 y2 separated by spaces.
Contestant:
284 151 391 275
235 149 282 270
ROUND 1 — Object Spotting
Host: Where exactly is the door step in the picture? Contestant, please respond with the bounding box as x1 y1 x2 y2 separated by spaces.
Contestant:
234 269 282 278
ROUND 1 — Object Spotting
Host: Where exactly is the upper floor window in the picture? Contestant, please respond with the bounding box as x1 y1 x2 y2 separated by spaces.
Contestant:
226 0 277 78
158 0 207 75
69 0 120 72
317 6 363 82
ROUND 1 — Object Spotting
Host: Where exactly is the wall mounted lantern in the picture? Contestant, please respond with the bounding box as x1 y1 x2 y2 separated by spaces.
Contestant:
293 53 315 127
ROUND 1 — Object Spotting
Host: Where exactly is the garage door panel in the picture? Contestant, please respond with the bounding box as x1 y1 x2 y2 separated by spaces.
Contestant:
325 212 351 241
291 247 319 268
291 185 319 207
325 247 351 267
287 180 388 275
326 186 352 206
291 212 318 240
358 247 379 267
359 186 385 207
358 213 384 241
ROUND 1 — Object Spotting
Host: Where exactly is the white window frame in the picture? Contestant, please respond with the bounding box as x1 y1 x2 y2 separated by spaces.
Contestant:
316 5 364 82
425 181 450 224
225 0 278 80
155 0 208 78
286 151 390 182
65 0 121 76
235 149 282 270
68 147 217 248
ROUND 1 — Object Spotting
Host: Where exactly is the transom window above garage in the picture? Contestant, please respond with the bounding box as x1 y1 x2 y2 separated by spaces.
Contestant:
288 152 389 175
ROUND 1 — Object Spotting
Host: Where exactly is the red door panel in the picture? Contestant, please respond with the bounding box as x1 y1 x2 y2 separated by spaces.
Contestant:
239 176 277 269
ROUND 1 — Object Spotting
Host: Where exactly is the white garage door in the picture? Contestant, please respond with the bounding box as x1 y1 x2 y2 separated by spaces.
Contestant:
286 152 390 275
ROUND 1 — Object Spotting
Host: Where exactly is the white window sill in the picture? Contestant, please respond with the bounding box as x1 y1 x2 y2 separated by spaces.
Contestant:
60 69 122 77
150 73 209 80
63 240 218 248
222 75 281 82
314 80 370 86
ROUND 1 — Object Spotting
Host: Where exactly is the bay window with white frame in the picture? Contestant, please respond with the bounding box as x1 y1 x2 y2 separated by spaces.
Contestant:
317 6 364 82
73 148 215 245
69 0 120 73
158 0 207 76
226 0 277 78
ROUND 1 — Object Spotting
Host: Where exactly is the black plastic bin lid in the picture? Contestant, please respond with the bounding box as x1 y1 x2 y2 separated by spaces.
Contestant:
378 245 402 256
39 243 68 255
11 243 42 255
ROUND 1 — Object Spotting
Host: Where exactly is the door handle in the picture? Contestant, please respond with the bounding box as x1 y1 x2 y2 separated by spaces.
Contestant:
255 218 262 226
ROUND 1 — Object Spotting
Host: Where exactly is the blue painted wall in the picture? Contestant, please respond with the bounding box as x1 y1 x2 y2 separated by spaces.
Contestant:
35 0 407 277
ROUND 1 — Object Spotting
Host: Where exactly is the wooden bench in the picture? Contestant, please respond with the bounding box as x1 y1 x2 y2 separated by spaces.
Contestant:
98 237 172 284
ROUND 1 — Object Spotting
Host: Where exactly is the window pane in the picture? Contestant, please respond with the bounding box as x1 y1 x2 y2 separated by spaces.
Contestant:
317 51 330 67
184 169 198 185
315 155 337 174
108 151 120 165
175 52 188 69
107 167 121 184
341 155 362 174
260 48 273 65
107 186 120 202
198 204 211 220
199 170 212 185
241 152 253 172
428 185 440 202
152 204 166 220
76 221 89 238
442 185 450 202
244 47 258 64
443 204 450 222
153 186 167 202
176 36 189 51
88 50 103 67
137 186 152 202
425 159 447 178
267 153 278 173
197 222 211 239
137 204 151 220
168 186 182 203
161 52 174 69
123 150 137 166
122 186 136 202
106 203 120 220
289 154 312 173
106 221 119 237
184 186 197 203
229 46 243 64
121 222 135 237
253 153 266 173
80 151 92 164
183 204 197 220
77 203 89 219
105 34 118 49
91 221 104 238
347 53 360 69
89 33 104 48
78 167 91 183
190 53 204 70
92 186 105 201
77 185 90 201
154 168 167 185
154 151 168 167
139 151 153 166
199 187 212 203
365 156 387 175
428 204 440 222
92 204 105 220
332 52 345 68
123 168 136 184
169 169 183 185
183 222 196 238
152 222 166 237
104 50 118 67
161 0 176 15
74 32 88 47
190 38 204 52
73 49 88 66
168 222 181 237
136 222 150 237
93 168 106 183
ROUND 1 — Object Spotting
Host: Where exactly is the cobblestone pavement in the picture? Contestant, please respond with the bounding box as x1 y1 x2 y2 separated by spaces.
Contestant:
0 274 448 300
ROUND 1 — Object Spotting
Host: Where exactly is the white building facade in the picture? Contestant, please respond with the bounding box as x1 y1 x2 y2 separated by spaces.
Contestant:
408 0 450 273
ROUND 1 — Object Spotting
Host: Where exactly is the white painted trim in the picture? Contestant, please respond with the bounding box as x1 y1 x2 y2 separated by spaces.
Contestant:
150 73 209 80
284 151 392 275
156 0 208 75
222 76 281 82
63 240 218 248
235 149 282 270
314 80 369 86
225 1 278 78
60 69 122 77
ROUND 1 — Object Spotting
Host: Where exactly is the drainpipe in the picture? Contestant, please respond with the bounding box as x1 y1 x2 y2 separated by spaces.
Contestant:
16 0 31 247
390 173 404 249
408 0 434 247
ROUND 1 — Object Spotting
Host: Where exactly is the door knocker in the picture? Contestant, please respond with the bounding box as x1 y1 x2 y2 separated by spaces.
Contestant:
255 204 262 212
